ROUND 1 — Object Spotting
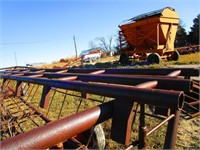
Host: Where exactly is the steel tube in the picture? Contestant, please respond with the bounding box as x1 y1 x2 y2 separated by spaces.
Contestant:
1 67 199 76
164 110 181 149
167 70 181 77
1 75 184 109
0 71 193 92
146 114 175 136
1 81 158 148
66 68 199 76
1 101 113 149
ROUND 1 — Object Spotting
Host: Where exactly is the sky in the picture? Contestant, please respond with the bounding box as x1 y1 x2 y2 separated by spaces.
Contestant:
0 0 199 68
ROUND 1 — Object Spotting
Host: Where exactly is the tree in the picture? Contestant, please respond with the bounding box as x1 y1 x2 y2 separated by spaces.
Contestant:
187 14 199 45
88 40 97 49
95 37 109 52
113 31 122 55
94 35 114 53
175 22 187 47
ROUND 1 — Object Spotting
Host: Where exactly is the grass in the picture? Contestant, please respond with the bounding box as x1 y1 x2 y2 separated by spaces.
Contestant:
38 52 200 69
1 53 199 148
176 52 200 64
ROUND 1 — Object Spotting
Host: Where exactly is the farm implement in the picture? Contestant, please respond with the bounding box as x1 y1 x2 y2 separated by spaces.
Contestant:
118 7 180 64
0 66 199 149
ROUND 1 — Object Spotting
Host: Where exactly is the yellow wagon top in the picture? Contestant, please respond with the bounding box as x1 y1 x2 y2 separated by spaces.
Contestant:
119 7 179 27
119 7 179 52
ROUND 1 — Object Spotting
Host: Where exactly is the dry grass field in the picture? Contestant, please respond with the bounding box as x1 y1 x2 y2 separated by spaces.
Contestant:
39 52 199 69
33 52 200 149
1 52 199 149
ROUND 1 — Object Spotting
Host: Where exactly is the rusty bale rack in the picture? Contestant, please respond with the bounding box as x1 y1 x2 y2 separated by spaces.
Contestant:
176 45 200 55
119 7 180 64
0 66 199 149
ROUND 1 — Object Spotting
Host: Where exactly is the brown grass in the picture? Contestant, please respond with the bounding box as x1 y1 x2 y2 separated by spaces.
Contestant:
37 52 200 69
2 52 199 148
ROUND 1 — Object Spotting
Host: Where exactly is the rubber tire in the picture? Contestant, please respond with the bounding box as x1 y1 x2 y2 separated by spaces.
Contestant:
147 53 161 64
21 83 28 96
119 54 129 65
147 53 153 63
88 124 106 150
171 50 180 61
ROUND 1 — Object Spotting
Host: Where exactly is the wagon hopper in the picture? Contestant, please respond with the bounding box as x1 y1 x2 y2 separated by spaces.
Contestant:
119 7 180 64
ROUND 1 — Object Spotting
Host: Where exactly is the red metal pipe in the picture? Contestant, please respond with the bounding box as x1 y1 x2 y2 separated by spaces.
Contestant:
65 68 199 77
0 75 184 109
164 110 181 149
1 101 113 149
167 70 181 77
146 114 175 136
110 81 158 145
0 71 193 92
1 80 158 148
3 67 197 77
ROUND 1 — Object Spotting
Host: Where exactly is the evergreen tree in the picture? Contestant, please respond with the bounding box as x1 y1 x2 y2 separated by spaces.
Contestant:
187 14 199 45
175 23 187 47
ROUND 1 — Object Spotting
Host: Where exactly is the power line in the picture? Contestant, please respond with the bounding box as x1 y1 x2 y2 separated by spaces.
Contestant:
0 37 69 45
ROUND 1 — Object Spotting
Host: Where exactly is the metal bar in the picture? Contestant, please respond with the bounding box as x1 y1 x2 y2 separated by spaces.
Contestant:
55 70 68 74
184 102 199 111
40 85 51 109
2 67 198 77
190 112 200 118
19 97 52 123
25 84 34 101
52 88 105 103
146 114 175 136
187 100 200 106
167 70 181 77
56 76 77 81
111 81 157 145
1 101 113 149
111 98 135 145
27 84 40 106
57 90 68 119
138 104 147 149
15 81 22 96
46 88 57 116
89 70 105 74
153 69 182 116
66 68 199 77
1 71 193 92
163 110 181 149
0 75 184 110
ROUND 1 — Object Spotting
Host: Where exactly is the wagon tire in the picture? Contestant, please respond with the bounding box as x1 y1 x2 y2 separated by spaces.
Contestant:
119 53 129 65
147 53 161 64
171 50 180 61
88 124 106 150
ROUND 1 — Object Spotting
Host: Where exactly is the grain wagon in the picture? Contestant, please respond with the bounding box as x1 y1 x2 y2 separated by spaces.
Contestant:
119 7 180 64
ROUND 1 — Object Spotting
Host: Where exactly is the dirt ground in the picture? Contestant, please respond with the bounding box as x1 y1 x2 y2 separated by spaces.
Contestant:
167 64 200 149
176 114 200 149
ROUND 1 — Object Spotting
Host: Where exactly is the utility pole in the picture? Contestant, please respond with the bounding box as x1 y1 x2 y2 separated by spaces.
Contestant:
73 35 78 58
14 51 17 66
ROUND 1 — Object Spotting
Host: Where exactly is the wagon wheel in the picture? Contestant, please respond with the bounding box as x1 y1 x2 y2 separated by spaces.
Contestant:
171 50 180 61
119 53 129 65
76 124 106 149
147 53 161 64
87 124 106 150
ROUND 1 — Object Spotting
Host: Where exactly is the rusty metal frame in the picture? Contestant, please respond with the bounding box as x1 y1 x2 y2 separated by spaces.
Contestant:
0 66 199 149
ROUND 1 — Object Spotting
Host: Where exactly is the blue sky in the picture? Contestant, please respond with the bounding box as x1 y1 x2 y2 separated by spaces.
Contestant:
0 0 199 68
